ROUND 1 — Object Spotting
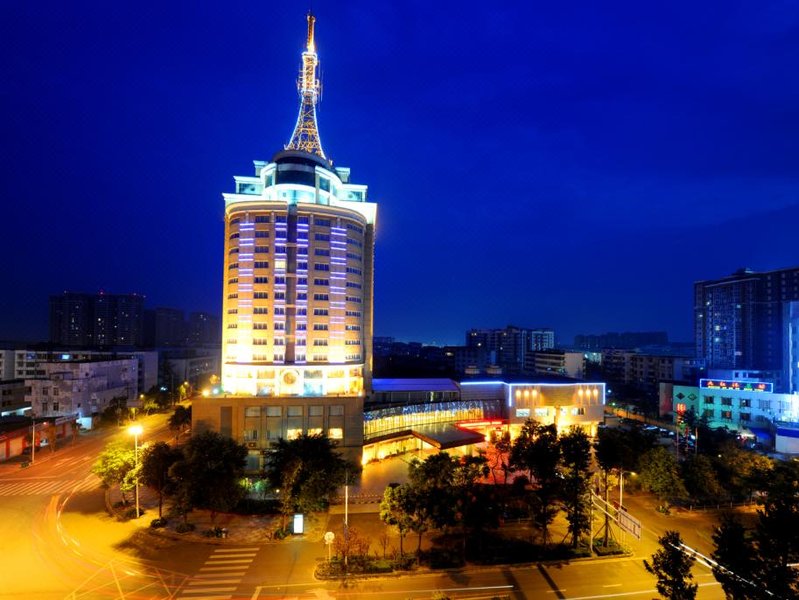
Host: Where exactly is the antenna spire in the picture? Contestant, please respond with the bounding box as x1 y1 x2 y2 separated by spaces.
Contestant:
286 12 326 159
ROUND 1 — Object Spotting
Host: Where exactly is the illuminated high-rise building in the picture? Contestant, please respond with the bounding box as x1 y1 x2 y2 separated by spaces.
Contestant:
214 14 376 458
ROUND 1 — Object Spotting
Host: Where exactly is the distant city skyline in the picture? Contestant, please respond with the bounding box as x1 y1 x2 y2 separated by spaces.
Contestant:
3 3 798 346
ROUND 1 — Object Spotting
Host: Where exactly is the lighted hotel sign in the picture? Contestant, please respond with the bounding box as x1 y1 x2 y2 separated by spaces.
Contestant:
699 379 773 393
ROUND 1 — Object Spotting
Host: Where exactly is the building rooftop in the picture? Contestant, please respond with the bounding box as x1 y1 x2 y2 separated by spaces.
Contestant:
372 378 460 393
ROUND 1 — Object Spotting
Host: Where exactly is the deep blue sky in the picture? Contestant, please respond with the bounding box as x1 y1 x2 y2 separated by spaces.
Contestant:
2 1 798 345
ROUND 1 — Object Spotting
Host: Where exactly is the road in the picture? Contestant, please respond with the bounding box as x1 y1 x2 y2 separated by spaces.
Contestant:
0 420 729 600
0 412 179 599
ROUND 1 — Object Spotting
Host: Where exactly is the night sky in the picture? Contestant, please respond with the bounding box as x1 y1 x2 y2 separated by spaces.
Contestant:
2 2 798 345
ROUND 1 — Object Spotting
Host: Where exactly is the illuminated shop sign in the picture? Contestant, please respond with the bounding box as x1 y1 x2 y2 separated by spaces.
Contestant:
699 379 773 393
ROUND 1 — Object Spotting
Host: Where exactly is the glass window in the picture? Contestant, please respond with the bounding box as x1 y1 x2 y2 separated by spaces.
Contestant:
288 406 303 417
328 428 343 439
266 406 281 417
309 405 323 416
245 407 260 418
329 405 344 416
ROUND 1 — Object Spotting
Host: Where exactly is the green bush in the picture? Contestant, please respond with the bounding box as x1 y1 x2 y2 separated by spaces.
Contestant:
175 522 196 534
122 507 144 520
150 518 168 529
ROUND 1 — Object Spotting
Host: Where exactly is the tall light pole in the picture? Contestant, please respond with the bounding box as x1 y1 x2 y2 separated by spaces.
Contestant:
129 424 143 518
30 416 37 465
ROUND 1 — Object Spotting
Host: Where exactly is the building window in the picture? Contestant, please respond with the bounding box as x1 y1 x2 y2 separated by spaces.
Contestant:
328 428 343 439
313 278 329 286
266 406 281 417
721 410 732 420
315 248 330 257
254 277 268 284
255 231 269 238
315 233 330 241
315 218 331 227
313 308 328 316
704 396 715 404
243 429 258 441
313 294 329 301
53 402 60 412
313 340 328 346
313 324 329 331
254 292 268 299
309 405 323 417
740 398 751 408
314 264 330 272
740 412 751 421
288 406 303 417
255 216 270 223
287 428 302 440
254 261 269 269
330 405 344 416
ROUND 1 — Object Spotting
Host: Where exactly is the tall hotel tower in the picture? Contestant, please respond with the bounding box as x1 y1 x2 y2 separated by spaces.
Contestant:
214 15 376 461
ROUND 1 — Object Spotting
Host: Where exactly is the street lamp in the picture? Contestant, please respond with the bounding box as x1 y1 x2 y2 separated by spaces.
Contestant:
128 424 143 518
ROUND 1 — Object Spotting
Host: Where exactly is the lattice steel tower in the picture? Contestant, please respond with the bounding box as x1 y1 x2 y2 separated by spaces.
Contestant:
286 13 326 159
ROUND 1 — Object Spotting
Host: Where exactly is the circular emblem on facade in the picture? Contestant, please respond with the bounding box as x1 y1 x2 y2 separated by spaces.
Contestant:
282 370 298 386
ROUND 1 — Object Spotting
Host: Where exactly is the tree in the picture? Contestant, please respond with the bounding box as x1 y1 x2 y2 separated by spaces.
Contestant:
560 427 592 548
379 483 414 557
169 431 247 523
594 426 636 546
92 442 137 504
451 454 494 560
407 452 458 532
140 441 183 518
102 396 129 426
510 420 561 544
711 514 758 600
714 445 773 500
644 530 698 600
681 454 723 503
486 429 512 484
264 433 349 527
638 446 688 510
750 462 799 599
168 405 192 440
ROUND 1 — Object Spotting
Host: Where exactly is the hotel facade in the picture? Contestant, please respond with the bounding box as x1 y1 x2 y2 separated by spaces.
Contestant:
194 14 376 465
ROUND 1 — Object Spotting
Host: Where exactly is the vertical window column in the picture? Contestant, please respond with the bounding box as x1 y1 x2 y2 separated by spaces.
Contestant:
328 221 347 363
237 218 255 363
273 214 288 363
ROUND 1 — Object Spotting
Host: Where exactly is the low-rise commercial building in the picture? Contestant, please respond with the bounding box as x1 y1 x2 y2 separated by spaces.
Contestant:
26 359 138 428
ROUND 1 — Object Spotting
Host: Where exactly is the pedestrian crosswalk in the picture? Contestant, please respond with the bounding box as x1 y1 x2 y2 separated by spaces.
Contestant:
0 477 99 496
176 546 259 600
